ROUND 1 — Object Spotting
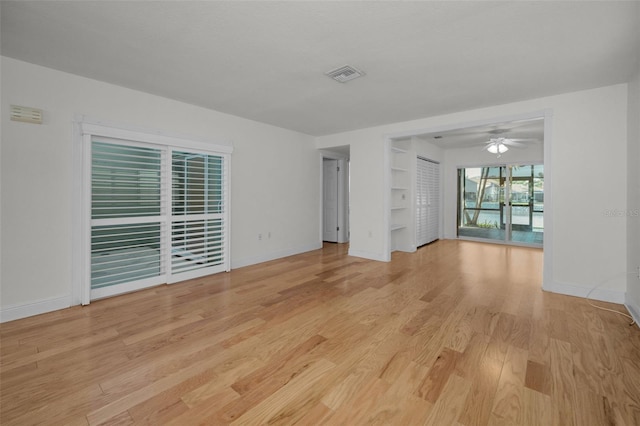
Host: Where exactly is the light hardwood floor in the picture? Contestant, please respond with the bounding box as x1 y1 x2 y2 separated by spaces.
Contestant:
1 240 639 425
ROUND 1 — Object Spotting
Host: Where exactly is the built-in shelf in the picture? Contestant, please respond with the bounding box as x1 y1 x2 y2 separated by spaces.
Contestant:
390 139 411 255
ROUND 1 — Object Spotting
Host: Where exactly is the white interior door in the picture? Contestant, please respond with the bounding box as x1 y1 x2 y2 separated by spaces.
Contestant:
323 159 339 242
416 157 440 247
427 160 440 243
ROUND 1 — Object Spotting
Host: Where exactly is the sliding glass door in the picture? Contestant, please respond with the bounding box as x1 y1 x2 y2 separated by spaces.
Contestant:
89 138 229 300
458 166 505 242
170 151 227 282
91 141 166 299
458 164 543 246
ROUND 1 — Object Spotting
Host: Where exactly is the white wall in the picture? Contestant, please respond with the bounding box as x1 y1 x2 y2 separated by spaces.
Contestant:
626 65 640 323
347 134 386 260
0 57 320 321
317 84 629 303
413 136 444 163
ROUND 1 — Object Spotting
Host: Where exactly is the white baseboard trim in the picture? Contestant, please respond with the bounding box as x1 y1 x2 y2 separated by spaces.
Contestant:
231 242 323 269
625 294 640 329
1 295 72 323
2 243 324 322
348 248 388 262
542 280 626 304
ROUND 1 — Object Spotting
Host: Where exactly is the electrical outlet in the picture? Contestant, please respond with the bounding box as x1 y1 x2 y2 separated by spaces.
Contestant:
368 230 372 238
268 232 271 239
258 233 262 241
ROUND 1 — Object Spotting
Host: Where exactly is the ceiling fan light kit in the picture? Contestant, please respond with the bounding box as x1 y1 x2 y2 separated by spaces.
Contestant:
486 138 509 156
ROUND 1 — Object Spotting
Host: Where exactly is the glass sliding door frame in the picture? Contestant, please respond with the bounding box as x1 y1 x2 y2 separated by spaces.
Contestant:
458 164 543 247
169 148 229 283
79 121 232 305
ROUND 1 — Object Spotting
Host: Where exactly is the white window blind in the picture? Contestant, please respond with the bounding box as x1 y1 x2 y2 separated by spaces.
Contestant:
416 157 440 247
169 151 228 281
91 141 166 297
91 142 164 219
88 138 230 300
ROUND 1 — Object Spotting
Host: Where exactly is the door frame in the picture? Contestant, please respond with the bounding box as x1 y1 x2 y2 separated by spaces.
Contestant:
319 150 349 244
383 109 553 289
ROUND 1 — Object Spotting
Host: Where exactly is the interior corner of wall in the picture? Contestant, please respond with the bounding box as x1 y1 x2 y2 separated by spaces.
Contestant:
624 292 640 329
543 280 626 304
347 248 389 262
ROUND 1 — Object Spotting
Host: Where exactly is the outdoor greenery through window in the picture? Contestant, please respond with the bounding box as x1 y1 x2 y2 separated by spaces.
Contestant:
458 165 543 245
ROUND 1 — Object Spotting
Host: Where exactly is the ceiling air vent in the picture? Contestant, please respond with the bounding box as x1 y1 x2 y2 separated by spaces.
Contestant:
325 65 365 83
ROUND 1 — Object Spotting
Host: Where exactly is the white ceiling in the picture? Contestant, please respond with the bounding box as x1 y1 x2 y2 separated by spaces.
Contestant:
1 1 639 136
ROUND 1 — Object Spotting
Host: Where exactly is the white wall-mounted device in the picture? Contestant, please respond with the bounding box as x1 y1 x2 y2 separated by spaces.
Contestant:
10 105 43 124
